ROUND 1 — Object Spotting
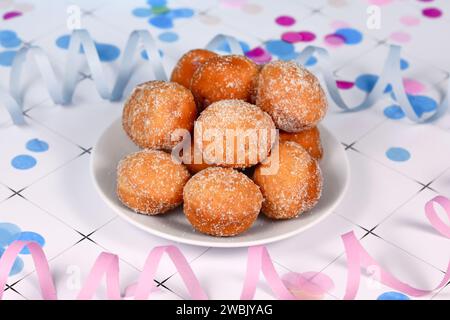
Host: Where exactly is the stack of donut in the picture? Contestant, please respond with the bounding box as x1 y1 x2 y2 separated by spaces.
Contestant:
117 48 328 237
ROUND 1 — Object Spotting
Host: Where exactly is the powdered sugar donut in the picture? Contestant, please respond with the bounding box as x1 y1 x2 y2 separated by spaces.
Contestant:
183 167 263 236
117 149 190 215
195 99 276 168
122 81 197 150
170 49 218 89
253 141 322 219
190 55 259 109
279 126 323 160
256 61 327 132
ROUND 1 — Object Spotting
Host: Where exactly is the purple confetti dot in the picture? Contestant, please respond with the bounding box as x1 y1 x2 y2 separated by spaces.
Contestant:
422 7 442 18
336 80 354 90
3 11 22 20
275 15 296 26
245 47 265 58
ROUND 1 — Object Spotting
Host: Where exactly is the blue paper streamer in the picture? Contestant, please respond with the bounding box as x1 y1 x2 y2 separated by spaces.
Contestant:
0 30 448 125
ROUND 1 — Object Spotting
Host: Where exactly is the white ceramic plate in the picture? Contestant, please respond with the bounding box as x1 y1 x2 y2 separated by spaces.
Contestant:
91 118 350 248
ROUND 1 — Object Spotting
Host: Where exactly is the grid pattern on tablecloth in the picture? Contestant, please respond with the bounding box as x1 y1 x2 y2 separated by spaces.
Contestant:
0 0 449 300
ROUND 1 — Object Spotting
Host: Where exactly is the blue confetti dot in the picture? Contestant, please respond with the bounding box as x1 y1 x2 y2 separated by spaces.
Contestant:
158 31 179 42
335 28 363 45
55 34 70 49
141 49 164 60
0 30 18 42
132 7 152 17
13 232 45 254
147 0 167 6
217 40 250 54
0 223 21 247
305 56 317 67
56 35 120 62
26 139 49 153
266 40 295 56
11 155 37 170
170 8 194 19
0 50 17 67
386 147 410 162
408 95 437 117
355 74 391 93
95 43 120 62
400 59 409 70
383 105 405 120
149 15 174 28
0 248 24 276
1 36 21 48
377 291 410 300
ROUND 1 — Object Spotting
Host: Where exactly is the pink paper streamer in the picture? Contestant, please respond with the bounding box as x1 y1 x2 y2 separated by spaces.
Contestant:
0 196 449 300
425 196 450 238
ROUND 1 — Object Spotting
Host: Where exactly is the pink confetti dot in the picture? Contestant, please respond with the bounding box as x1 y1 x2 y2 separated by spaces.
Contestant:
275 15 296 26
422 7 442 18
368 0 393 5
390 31 411 43
3 11 22 20
324 34 345 47
400 15 420 26
282 31 316 43
245 47 272 64
403 78 425 95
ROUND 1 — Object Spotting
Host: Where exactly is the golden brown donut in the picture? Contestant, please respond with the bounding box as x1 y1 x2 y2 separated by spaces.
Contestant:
117 149 190 215
279 127 323 160
183 140 215 174
183 167 263 236
122 81 197 150
170 49 218 89
195 99 276 168
190 55 259 109
256 61 327 132
253 141 322 219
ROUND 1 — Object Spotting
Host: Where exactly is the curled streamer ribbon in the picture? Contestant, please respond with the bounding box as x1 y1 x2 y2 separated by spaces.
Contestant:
0 196 448 300
1 30 448 125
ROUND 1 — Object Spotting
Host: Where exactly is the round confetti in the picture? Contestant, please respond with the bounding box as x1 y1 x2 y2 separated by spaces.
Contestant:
275 15 296 26
0 223 21 247
11 155 37 170
403 79 425 95
132 7 152 17
383 105 405 120
400 58 409 70
0 50 16 66
282 32 303 43
324 33 345 47
3 11 22 20
390 31 411 43
0 36 21 48
26 139 49 153
13 231 45 254
149 15 174 28
336 80 354 90
335 28 363 45
422 7 442 18
158 31 179 42
305 56 317 67
170 8 194 18
408 95 437 117
355 74 378 92
386 147 411 162
147 0 167 6
265 39 295 56
377 291 410 300
400 15 420 26
95 43 120 62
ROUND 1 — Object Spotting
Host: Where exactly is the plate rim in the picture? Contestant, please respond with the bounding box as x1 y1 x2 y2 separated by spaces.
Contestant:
90 118 350 248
